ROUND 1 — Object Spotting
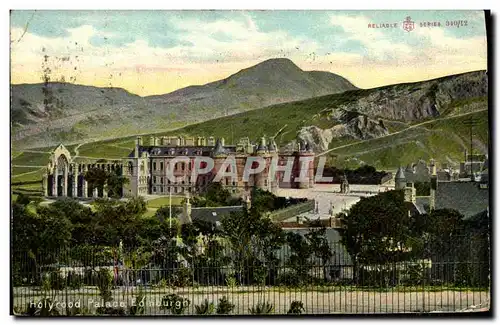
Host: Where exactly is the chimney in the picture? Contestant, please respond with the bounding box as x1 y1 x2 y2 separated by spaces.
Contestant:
429 174 437 211
134 136 141 158
175 137 181 146
429 159 437 176
155 137 160 146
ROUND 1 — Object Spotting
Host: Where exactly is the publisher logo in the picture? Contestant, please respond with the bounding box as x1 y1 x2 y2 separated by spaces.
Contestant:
402 16 415 32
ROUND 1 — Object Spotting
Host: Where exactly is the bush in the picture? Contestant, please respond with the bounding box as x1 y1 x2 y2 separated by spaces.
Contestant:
153 278 169 289
97 268 113 302
249 301 274 315
83 269 100 286
66 271 83 289
454 263 474 287
129 287 146 315
287 301 305 314
277 271 301 287
359 266 398 288
195 299 215 315
48 270 66 291
225 271 237 287
216 296 235 315
401 263 425 286
170 266 193 287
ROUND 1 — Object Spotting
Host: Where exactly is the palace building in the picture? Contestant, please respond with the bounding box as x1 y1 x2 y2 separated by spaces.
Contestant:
42 136 316 199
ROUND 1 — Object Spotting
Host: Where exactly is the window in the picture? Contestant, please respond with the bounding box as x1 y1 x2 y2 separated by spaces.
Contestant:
160 162 164 171
160 187 163 193
265 179 268 186
153 176 157 183
182 163 185 171
225 178 229 185
188 162 192 170
153 187 156 193
232 181 236 186
153 162 157 170
161 177 164 184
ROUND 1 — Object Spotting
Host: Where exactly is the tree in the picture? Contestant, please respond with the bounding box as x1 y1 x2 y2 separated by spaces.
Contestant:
412 208 465 258
83 167 128 198
106 172 129 198
305 227 333 281
286 232 314 284
83 167 108 194
220 207 285 285
191 182 241 207
337 190 414 284
89 197 146 247
49 198 94 245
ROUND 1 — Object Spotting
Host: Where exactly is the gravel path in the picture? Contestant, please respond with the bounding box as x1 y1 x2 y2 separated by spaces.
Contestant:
13 286 490 315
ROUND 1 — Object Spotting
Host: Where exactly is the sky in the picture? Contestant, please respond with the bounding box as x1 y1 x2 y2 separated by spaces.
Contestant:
10 10 488 96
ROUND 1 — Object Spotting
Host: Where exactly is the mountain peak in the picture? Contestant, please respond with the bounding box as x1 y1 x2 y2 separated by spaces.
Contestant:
242 58 303 74
254 57 301 68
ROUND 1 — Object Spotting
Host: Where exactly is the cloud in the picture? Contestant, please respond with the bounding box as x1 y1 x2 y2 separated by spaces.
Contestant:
10 11 487 95
327 13 486 69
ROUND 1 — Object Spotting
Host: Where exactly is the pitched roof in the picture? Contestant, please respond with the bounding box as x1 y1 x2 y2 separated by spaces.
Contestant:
213 138 228 156
415 197 430 214
435 181 489 219
128 144 238 158
190 205 244 223
395 167 406 180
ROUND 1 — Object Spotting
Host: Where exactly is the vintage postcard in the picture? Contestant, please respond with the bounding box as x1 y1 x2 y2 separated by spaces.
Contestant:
10 10 490 316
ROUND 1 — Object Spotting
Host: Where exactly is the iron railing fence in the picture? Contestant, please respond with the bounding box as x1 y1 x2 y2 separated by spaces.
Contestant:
11 236 490 316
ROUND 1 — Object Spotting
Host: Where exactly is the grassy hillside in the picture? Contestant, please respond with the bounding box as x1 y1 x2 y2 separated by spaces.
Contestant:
11 70 489 176
12 59 356 149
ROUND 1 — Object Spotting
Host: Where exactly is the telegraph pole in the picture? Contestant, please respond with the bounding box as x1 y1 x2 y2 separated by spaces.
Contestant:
463 117 478 181
169 186 172 228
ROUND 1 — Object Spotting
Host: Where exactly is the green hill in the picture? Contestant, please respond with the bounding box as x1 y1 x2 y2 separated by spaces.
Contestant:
11 69 489 178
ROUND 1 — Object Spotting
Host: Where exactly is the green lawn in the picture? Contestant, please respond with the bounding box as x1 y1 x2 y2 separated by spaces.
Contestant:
11 166 41 176
11 168 44 184
11 151 51 167
77 143 132 159
146 196 184 209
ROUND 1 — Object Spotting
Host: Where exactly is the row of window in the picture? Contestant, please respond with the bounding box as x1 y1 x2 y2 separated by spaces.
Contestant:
151 177 239 186
151 186 237 194
152 161 193 171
